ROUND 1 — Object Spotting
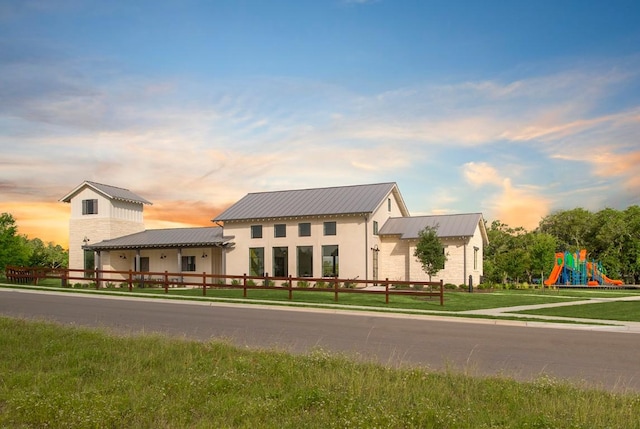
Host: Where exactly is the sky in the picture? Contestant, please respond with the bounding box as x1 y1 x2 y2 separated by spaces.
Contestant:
1 0 640 248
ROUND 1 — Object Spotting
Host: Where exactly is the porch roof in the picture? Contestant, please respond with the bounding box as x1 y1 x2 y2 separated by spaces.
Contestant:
379 213 488 244
84 227 234 251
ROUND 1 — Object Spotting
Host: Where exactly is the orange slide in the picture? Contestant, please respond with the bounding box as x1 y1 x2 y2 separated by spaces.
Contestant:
602 275 624 286
544 264 562 286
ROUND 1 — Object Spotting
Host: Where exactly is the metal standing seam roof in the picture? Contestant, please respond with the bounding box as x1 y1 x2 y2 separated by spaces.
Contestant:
378 213 487 243
60 181 152 205
214 182 407 221
84 227 233 250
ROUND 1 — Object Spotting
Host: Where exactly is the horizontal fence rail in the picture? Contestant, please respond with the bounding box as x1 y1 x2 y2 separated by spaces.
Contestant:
4 266 444 306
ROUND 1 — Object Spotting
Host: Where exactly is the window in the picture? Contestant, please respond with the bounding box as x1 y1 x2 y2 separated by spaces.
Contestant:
82 199 98 215
373 220 379 235
298 222 311 237
249 247 264 276
323 221 336 236
181 256 196 271
274 224 286 238
137 257 150 272
388 198 391 212
297 246 313 277
83 250 95 278
474 246 479 270
322 245 339 277
251 225 263 239
273 247 288 277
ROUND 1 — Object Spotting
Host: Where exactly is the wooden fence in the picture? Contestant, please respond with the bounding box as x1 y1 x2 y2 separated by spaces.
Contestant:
4 266 444 306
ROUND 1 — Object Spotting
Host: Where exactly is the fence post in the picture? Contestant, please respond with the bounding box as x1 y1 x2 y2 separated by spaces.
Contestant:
440 279 444 306
203 272 207 296
334 276 339 302
95 269 100 289
128 270 133 292
164 271 169 294
288 275 293 300
385 278 389 304
243 274 247 298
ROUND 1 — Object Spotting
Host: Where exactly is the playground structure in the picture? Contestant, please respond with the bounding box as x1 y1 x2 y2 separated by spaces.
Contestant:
544 249 623 287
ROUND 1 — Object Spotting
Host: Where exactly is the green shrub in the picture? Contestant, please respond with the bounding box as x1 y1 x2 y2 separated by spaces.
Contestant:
343 281 356 289
315 281 329 289
296 280 310 288
246 279 257 286
444 283 458 290
230 279 241 286
263 279 275 287
392 283 410 289
412 283 424 291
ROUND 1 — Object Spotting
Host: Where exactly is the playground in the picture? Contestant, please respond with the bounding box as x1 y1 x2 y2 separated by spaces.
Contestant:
544 249 624 287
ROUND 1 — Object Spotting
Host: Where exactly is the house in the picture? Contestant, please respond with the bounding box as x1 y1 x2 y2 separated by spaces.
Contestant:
62 181 487 285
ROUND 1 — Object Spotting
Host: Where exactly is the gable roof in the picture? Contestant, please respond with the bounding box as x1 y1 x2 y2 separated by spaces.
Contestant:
379 213 488 244
214 182 409 222
84 227 233 250
60 181 152 205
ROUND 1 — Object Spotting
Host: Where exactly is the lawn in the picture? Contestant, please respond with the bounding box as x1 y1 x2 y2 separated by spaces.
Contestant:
1 317 639 428
517 301 640 322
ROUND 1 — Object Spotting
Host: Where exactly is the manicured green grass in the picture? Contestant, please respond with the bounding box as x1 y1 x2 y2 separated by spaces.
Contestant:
1 317 639 429
517 301 640 322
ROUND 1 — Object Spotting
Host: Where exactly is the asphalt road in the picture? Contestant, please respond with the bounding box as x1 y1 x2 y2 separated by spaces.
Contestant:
2 288 639 393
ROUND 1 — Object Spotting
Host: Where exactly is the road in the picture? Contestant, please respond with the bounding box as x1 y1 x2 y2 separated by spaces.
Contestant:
2 288 639 393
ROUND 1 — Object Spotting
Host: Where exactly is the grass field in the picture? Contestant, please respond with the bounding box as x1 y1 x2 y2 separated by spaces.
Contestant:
1 317 639 429
517 301 640 322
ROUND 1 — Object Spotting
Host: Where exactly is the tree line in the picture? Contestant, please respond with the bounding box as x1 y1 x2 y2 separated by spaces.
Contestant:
484 206 640 285
0 213 68 273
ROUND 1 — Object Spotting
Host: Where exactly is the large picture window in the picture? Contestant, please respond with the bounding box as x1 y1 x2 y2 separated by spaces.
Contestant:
273 247 288 277
249 247 264 276
323 221 336 236
82 199 98 215
322 245 339 277
297 246 313 277
181 256 196 271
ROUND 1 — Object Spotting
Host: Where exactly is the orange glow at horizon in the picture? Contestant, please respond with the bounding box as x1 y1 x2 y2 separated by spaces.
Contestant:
2 200 232 250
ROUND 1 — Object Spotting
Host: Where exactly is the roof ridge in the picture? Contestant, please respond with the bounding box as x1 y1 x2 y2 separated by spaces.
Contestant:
245 182 396 196
85 180 132 192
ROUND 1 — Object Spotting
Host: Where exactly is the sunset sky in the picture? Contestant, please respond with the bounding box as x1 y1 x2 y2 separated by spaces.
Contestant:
2 0 639 248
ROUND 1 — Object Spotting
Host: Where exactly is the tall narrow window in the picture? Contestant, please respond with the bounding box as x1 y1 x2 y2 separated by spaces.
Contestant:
273 247 288 277
373 220 379 235
474 247 479 270
181 256 196 271
297 246 313 277
274 224 286 238
249 247 264 276
82 199 98 215
323 221 336 236
298 222 311 237
137 257 150 272
322 245 339 277
83 250 95 278
251 225 263 239
388 198 391 212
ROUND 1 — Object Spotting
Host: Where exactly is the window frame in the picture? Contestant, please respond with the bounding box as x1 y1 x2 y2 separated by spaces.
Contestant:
274 224 286 238
82 199 98 215
322 245 339 277
296 246 313 277
181 256 196 272
251 225 263 239
249 247 265 276
298 222 311 237
323 221 337 236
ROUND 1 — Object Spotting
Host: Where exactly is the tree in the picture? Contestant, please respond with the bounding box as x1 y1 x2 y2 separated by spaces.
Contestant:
538 208 593 251
0 213 30 272
413 225 447 281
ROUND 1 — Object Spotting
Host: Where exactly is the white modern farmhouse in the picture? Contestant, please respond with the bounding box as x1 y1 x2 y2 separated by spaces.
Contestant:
61 181 488 285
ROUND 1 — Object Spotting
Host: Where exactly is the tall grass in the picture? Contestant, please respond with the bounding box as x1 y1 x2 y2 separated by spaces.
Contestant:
1 317 638 428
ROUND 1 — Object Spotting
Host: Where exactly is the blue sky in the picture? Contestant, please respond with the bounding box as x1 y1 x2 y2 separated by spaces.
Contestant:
1 0 639 245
